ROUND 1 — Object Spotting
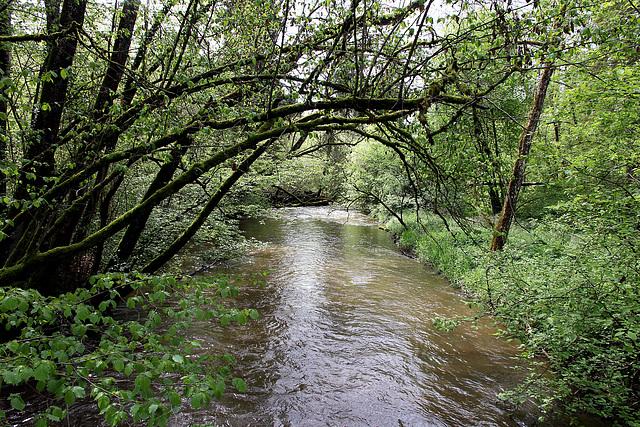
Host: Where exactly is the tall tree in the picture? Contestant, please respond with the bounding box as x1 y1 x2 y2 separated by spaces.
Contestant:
0 0 9 208
0 0 546 293
490 63 554 251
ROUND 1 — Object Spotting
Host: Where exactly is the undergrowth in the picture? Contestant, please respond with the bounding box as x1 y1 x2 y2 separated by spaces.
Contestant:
382 212 640 426
0 273 263 426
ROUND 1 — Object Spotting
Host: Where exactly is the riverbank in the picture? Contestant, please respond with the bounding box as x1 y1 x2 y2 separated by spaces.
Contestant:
378 211 639 426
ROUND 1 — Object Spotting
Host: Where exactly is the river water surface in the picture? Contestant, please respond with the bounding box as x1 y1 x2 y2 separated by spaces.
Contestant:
169 206 572 426
4 206 603 426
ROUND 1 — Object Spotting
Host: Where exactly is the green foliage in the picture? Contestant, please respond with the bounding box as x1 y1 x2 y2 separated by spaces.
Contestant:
344 140 415 217
480 221 639 425
386 210 640 425
286 156 341 197
0 273 257 426
385 213 488 287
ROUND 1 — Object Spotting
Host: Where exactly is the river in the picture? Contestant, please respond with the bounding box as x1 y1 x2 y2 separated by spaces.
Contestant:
168 206 584 426
2 206 601 426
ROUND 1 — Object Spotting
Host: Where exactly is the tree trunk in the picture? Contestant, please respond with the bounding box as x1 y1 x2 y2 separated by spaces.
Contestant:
142 139 273 274
49 0 140 241
31 0 139 288
108 141 190 270
12 0 87 206
0 0 10 210
472 106 502 215
93 0 139 119
490 64 554 251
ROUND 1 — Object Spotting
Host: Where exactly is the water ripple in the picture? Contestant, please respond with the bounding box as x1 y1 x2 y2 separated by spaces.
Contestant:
176 207 600 427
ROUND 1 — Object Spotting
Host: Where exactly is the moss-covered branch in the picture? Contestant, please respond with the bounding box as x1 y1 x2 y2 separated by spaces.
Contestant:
0 21 80 42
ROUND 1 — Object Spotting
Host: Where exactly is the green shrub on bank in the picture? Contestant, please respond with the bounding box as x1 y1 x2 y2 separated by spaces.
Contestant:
0 273 260 426
384 213 488 288
383 212 640 425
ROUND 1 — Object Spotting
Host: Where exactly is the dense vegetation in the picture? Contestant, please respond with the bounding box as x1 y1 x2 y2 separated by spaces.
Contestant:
0 0 638 424
343 3 640 423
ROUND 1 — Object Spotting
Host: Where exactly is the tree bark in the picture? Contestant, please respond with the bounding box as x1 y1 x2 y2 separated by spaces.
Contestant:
0 0 10 209
12 0 87 206
490 64 554 251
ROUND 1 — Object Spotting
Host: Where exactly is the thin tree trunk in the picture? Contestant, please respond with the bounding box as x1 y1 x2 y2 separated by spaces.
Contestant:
142 139 273 274
0 0 10 209
93 0 139 119
490 64 554 251
472 106 502 214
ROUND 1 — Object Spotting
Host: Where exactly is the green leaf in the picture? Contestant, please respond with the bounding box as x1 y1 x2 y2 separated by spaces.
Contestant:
89 313 100 324
130 403 141 419
237 312 248 324
169 391 181 408
214 381 226 399
134 374 151 391
124 363 134 377
232 378 247 392
76 306 90 321
11 395 25 411
97 395 110 411
3 371 21 385
113 359 125 372
34 362 51 381
190 392 204 409
72 386 85 398
1 297 19 311
65 389 76 406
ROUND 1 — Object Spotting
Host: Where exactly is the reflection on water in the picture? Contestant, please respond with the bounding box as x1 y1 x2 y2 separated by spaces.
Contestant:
167 207 587 426
5 207 602 426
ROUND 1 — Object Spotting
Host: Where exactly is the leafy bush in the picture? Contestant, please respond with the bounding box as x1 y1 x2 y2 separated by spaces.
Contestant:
383 211 640 425
0 273 260 426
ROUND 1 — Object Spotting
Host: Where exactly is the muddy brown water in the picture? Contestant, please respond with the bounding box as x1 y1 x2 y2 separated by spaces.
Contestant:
166 207 597 426
4 206 605 426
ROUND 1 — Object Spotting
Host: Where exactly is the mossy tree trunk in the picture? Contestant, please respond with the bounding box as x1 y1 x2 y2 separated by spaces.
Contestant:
0 0 9 212
490 64 554 251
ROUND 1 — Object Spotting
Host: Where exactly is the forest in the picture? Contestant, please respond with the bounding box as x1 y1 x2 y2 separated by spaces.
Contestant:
0 0 638 425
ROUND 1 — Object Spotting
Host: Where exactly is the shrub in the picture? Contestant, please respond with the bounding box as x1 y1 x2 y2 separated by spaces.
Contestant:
0 272 261 426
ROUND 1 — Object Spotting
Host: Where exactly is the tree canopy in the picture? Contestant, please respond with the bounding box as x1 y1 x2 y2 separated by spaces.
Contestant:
0 0 575 293
1 0 640 424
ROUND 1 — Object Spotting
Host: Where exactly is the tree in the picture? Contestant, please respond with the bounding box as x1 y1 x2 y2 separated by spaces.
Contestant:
490 63 554 250
0 0 526 294
0 0 9 209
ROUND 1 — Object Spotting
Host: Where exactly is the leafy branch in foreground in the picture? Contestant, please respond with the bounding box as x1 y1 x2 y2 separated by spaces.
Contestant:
0 273 260 426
